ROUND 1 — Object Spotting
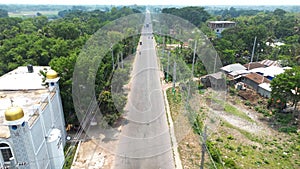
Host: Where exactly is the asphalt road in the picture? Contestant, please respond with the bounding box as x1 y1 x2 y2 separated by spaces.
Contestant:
113 12 175 169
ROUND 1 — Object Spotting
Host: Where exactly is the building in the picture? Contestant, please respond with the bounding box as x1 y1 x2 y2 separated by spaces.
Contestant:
208 21 236 37
242 72 270 91
0 66 66 169
258 83 271 98
201 72 226 90
220 63 246 74
243 62 265 70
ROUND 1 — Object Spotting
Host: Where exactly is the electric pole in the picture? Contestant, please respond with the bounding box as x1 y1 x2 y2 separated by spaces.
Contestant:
200 126 207 169
111 44 115 71
167 51 170 82
172 61 176 95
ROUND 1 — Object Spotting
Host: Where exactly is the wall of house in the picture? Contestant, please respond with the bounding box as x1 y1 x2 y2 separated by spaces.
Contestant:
243 78 259 91
258 87 271 98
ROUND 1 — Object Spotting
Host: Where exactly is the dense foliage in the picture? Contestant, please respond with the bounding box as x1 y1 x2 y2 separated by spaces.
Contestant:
0 7 140 124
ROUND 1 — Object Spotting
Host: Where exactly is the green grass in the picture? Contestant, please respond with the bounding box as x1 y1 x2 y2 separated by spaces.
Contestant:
63 142 78 169
222 121 261 143
224 103 255 123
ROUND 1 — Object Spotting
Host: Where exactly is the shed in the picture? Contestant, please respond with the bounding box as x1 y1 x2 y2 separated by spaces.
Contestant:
258 83 271 98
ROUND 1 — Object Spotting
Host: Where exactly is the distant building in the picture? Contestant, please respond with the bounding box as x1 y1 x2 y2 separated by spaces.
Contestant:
208 21 236 37
0 66 66 169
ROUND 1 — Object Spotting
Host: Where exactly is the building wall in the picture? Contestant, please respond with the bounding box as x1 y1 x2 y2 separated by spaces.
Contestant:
258 87 271 98
243 78 259 91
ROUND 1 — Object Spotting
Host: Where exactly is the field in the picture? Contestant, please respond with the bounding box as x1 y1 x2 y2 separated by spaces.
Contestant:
167 87 300 168
8 11 58 18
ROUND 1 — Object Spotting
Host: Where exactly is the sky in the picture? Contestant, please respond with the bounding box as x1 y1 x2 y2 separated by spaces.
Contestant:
0 0 300 6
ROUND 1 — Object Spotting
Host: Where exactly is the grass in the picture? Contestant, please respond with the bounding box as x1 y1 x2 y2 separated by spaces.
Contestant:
63 142 78 169
8 11 58 17
224 103 255 123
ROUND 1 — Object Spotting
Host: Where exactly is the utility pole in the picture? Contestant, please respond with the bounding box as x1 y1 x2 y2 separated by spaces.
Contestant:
191 40 197 77
200 126 207 169
121 52 124 69
111 44 115 71
167 51 170 82
117 53 120 68
188 40 197 99
172 61 176 95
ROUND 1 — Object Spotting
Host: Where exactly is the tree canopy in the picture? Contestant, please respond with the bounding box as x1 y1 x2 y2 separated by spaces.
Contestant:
270 67 300 111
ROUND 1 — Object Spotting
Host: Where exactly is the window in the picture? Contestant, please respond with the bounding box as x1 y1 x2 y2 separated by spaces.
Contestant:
0 143 13 162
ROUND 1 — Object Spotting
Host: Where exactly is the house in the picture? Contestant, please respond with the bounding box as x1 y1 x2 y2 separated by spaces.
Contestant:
208 21 236 37
201 72 226 90
258 83 271 98
242 72 270 91
250 66 286 80
0 66 66 169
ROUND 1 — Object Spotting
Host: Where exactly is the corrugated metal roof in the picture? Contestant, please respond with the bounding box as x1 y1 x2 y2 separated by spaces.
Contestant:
244 73 270 84
221 63 246 73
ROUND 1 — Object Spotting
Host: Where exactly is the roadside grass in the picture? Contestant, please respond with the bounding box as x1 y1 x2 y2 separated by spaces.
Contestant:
167 88 300 169
63 142 78 169
209 124 300 169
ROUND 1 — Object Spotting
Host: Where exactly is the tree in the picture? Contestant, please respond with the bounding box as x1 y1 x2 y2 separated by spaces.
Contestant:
0 9 8 18
270 67 300 111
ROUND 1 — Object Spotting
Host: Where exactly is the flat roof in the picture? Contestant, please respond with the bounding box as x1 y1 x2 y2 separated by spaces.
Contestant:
0 66 52 138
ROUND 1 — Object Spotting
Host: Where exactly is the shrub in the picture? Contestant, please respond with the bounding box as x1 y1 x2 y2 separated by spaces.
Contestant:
244 100 251 106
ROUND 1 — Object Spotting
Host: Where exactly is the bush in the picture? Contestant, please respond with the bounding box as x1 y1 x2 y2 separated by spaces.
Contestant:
279 126 297 133
227 135 234 140
244 100 251 106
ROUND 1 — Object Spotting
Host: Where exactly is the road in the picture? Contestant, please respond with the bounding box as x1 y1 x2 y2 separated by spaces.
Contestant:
113 12 175 169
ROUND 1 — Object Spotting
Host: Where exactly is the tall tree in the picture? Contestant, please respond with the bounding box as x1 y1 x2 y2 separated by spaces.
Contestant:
270 67 300 111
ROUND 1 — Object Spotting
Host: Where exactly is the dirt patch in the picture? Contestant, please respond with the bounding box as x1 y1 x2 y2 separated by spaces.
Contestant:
71 140 115 169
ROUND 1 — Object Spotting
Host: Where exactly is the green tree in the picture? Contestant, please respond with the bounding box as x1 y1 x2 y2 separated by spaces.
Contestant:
270 67 300 111
0 9 8 18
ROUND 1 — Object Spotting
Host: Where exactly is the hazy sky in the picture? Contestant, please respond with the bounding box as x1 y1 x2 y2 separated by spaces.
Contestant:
0 0 299 6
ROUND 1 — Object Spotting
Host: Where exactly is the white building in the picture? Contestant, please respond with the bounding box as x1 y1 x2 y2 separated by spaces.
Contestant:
208 21 236 36
0 66 66 169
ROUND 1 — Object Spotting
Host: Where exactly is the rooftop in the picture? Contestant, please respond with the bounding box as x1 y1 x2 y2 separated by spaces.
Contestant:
244 62 265 70
221 63 246 73
259 83 271 92
0 66 53 138
259 59 281 67
244 73 270 84
250 66 285 77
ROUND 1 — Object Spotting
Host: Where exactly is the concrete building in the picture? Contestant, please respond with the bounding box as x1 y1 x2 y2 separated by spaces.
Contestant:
208 21 236 37
0 66 66 169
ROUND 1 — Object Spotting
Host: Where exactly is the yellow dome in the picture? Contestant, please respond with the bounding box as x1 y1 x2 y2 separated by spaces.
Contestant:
5 107 24 121
46 69 58 79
